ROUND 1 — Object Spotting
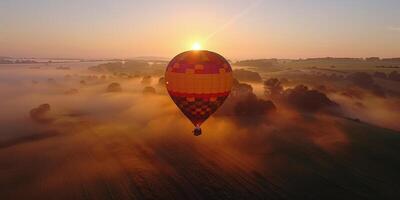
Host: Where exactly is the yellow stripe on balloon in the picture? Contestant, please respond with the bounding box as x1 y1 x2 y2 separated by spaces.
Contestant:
165 71 233 94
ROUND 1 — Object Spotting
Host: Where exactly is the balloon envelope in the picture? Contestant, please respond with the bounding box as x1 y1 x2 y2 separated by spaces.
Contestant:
165 50 233 127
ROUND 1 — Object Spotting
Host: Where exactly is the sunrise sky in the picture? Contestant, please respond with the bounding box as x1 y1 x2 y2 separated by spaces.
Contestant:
0 0 399 59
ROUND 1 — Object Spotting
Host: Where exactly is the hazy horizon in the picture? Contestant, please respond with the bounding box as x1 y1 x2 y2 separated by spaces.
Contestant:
2 55 400 61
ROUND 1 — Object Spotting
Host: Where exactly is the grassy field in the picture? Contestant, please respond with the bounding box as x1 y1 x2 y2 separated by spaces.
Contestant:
0 115 399 200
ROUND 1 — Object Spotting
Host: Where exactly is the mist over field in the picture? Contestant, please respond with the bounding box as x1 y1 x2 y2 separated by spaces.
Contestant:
2 0 400 199
0 58 400 199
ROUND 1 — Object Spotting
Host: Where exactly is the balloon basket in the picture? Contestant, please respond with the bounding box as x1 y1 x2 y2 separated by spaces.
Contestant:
193 127 202 136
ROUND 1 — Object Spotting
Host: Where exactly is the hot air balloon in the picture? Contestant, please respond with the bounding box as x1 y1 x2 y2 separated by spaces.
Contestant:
165 50 233 136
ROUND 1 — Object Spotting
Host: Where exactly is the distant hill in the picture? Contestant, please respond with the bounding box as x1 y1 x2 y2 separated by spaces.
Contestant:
132 56 170 61
234 57 400 70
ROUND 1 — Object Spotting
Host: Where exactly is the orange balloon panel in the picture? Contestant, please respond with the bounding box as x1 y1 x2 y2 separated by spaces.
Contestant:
165 50 233 126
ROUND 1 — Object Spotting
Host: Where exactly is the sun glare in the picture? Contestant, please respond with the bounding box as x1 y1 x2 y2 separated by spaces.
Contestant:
192 42 202 50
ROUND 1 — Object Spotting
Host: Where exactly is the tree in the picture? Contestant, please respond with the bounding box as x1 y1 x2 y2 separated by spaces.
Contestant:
264 78 283 97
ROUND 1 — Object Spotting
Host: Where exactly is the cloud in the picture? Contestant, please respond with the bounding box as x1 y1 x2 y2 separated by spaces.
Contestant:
388 26 400 32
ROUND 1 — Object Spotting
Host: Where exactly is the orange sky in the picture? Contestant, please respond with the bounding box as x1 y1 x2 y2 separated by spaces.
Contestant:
0 0 399 59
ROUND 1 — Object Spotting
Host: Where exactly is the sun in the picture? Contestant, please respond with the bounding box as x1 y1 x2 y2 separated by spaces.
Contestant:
191 42 202 50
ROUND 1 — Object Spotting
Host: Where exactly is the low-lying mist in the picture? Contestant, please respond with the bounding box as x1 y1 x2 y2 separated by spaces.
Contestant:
1 62 399 199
